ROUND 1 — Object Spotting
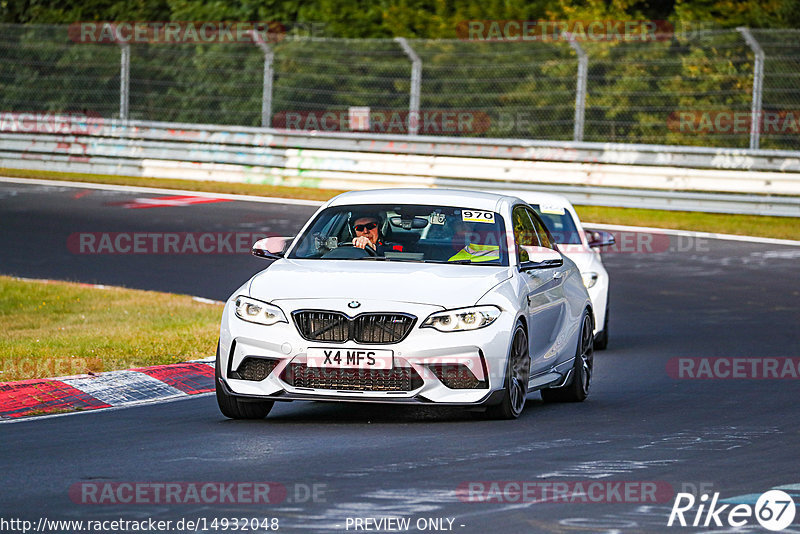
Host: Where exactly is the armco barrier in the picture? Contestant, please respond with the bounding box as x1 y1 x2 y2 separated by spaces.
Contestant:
1 117 799 216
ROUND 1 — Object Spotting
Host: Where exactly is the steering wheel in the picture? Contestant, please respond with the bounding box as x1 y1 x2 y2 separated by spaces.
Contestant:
338 241 378 256
321 241 377 258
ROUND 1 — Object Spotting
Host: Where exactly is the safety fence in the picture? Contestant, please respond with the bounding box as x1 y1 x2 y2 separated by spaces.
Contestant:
1 25 799 150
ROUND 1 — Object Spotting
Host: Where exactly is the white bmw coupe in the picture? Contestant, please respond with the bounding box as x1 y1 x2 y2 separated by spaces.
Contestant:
216 189 595 420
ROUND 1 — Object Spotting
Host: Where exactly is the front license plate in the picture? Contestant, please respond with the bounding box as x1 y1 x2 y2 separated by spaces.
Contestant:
306 347 393 369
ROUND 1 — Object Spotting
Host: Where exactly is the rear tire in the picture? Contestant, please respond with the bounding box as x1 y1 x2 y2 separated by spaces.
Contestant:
486 324 530 420
541 310 593 403
216 343 273 420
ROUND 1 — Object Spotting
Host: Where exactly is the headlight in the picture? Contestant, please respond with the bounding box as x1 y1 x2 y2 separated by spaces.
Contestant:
581 271 598 289
422 305 501 332
234 296 287 325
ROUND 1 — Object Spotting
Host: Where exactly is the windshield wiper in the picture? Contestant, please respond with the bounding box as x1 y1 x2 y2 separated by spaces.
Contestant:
420 259 473 264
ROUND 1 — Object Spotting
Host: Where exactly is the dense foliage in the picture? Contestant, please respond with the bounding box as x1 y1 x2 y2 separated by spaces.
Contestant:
1 1 798 149
3 0 800 34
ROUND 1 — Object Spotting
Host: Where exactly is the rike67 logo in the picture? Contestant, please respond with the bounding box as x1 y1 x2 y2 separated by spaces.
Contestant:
668 490 796 531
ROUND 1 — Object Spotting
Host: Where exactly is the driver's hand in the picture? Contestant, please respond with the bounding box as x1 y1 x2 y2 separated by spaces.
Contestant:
353 236 372 249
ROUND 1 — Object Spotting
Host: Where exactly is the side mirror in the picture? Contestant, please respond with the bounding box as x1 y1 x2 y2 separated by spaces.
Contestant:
519 245 564 270
586 230 616 248
252 237 293 260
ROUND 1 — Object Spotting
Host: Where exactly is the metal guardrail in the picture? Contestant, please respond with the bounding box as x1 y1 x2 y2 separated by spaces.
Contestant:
8 117 798 171
1 117 799 216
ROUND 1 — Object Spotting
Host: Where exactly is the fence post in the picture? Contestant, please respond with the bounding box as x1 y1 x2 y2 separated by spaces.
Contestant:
251 30 274 128
737 27 764 150
395 37 422 136
568 37 587 142
119 43 130 121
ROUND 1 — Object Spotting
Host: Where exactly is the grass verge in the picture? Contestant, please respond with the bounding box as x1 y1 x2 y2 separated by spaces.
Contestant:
0 276 221 381
2 167 798 241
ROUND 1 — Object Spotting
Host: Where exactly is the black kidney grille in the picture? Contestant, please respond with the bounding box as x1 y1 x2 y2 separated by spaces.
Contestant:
281 364 423 392
353 314 415 344
293 311 349 342
293 311 415 344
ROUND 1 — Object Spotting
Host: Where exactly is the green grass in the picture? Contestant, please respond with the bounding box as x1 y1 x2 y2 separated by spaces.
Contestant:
576 206 800 241
2 167 798 240
0 276 221 381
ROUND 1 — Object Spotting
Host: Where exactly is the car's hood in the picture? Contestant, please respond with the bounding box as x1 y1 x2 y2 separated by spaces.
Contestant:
248 259 512 309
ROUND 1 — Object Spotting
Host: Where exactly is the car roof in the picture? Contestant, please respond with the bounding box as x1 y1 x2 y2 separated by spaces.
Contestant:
499 190 573 209
326 188 519 211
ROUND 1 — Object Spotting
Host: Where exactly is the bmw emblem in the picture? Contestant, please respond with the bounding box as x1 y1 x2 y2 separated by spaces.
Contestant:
348 301 361 309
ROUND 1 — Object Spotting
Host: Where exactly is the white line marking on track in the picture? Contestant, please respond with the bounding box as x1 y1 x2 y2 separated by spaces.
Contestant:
586 222 800 247
192 296 224 305
0 176 324 206
13 276 224 305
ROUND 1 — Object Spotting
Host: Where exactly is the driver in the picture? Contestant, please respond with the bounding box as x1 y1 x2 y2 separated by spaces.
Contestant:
351 213 404 255
352 215 384 252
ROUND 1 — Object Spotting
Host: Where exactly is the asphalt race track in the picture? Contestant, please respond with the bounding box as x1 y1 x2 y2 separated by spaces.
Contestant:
1 180 799 533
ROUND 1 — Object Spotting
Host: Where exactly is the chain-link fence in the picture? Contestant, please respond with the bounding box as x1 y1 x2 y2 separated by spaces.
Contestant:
1 24 798 150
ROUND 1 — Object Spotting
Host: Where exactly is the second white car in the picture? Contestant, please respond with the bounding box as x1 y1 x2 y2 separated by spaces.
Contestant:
507 192 614 350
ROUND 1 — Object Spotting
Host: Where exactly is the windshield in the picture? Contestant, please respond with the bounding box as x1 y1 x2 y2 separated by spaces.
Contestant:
289 204 509 266
529 204 582 245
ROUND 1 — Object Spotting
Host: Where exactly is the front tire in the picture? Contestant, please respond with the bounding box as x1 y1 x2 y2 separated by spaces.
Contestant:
541 310 594 403
486 324 530 420
216 344 273 420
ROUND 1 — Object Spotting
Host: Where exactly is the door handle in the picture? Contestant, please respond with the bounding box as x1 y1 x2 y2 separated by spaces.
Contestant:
553 271 563 279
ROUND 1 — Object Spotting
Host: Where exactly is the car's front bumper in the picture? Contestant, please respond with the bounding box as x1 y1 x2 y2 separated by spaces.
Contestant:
217 378 507 406
219 298 516 405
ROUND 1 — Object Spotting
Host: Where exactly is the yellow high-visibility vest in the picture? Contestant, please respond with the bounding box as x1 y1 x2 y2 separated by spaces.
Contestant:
448 243 500 262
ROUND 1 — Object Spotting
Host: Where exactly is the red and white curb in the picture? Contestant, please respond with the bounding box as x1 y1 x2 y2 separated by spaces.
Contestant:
0 358 215 420
114 195 232 209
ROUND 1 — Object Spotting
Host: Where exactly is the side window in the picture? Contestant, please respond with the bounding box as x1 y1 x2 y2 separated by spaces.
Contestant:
512 206 539 262
529 210 555 249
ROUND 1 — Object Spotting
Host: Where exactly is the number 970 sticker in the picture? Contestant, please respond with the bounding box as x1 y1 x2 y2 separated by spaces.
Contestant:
462 210 495 223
